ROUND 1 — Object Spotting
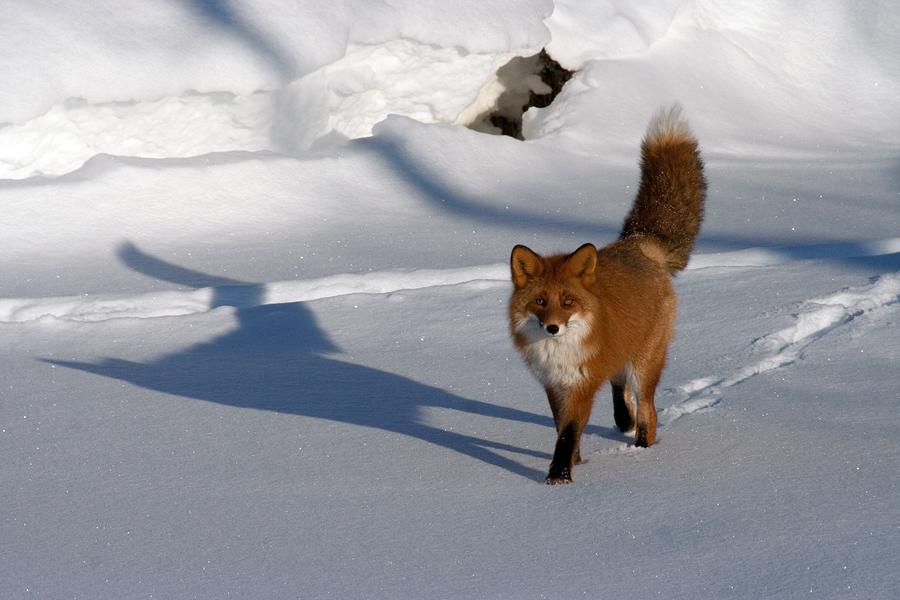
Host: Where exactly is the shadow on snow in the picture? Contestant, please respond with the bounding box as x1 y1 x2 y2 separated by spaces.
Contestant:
356 133 900 272
182 0 299 82
47 244 630 482
355 133 621 241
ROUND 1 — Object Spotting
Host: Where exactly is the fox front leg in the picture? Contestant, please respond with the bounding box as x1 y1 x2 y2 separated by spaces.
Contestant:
545 387 596 484
546 422 581 484
544 386 584 467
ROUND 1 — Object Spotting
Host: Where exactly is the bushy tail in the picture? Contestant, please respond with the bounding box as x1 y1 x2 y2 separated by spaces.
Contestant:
619 104 707 275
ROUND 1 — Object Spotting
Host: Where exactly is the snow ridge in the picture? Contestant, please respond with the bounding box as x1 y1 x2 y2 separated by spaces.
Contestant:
2 240 897 323
0 265 508 323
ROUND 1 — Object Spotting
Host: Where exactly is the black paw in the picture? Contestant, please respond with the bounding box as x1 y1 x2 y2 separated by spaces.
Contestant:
545 465 572 484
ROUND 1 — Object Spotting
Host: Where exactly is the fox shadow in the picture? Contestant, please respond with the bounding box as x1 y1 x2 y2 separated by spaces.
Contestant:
46 244 630 481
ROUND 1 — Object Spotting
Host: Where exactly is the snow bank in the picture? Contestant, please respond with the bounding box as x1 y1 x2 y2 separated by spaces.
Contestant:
532 0 900 152
0 92 273 179
0 0 551 126
274 41 520 152
5 0 899 180
0 0 551 177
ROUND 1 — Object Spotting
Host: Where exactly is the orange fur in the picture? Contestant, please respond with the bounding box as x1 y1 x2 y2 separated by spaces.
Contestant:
509 105 706 484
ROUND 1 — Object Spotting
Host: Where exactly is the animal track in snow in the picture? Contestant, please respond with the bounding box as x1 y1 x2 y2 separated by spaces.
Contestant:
661 272 900 425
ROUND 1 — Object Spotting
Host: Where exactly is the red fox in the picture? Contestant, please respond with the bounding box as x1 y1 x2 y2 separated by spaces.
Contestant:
509 105 706 484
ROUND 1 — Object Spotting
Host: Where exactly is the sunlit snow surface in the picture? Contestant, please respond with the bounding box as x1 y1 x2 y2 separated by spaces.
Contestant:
2 1 899 598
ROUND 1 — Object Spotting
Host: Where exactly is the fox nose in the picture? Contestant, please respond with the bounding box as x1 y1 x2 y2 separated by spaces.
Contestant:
545 324 559 335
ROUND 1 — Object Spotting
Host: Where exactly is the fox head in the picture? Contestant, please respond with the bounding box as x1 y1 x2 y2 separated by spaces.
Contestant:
509 243 598 341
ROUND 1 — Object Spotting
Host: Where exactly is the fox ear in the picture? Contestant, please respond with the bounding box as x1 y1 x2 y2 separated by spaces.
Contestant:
510 245 544 288
566 243 597 285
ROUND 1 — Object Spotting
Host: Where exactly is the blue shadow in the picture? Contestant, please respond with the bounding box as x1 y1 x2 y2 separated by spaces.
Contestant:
46 244 635 482
183 0 299 81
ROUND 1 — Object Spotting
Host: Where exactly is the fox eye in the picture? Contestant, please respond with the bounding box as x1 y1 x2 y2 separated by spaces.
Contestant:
563 298 574 306
535 298 546 306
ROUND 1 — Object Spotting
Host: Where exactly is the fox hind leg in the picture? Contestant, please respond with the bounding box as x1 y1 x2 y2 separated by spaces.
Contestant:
631 352 667 448
634 392 658 447
611 372 635 432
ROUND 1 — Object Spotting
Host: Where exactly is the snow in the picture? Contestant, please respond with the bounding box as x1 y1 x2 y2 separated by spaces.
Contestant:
2 1 899 598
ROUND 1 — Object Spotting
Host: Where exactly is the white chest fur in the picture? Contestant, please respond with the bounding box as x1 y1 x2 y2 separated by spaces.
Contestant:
516 315 592 391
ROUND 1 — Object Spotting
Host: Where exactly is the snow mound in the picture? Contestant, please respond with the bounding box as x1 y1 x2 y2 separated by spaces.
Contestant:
275 41 521 152
531 0 900 152
0 0 552 126
0 0 552 179
5 0 898 181
0 93 273 179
